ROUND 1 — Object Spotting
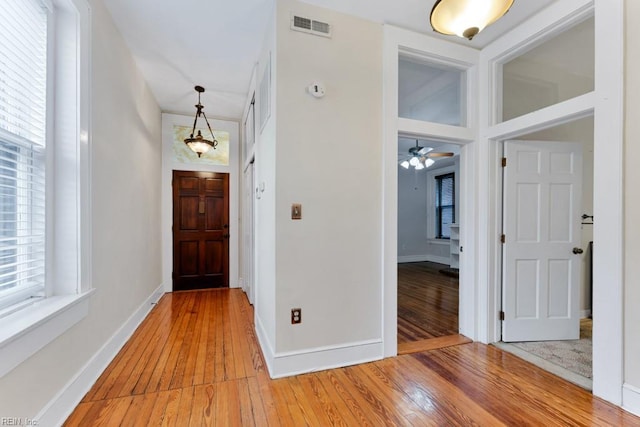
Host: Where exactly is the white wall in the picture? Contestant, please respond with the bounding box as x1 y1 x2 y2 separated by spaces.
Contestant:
624 0 640 404
397 160 460 265
254 0 384 375
0 0 162 418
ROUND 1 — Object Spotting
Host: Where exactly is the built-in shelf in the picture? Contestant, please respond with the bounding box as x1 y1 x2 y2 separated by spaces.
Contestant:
449 223 459 269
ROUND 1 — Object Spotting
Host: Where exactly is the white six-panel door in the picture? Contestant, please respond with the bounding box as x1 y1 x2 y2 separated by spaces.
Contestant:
502 141 583 342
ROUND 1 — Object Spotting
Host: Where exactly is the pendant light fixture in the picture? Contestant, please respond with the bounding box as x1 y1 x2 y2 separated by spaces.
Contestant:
430 0 514 40
184 85 218 157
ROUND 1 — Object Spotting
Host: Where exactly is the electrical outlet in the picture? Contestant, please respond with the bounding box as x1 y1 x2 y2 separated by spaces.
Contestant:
291 308 302 324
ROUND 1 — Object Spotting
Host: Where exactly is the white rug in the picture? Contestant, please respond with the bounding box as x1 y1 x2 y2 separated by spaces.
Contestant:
495 319 592 390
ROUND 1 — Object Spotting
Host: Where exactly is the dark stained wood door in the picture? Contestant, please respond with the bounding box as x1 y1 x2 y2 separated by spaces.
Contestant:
173 171 229 291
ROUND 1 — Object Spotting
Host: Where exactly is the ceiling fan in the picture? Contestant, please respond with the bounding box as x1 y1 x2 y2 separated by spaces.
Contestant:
398 140 455 170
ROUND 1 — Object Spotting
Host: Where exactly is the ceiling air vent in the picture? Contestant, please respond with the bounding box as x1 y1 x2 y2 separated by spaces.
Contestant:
291 14 332 38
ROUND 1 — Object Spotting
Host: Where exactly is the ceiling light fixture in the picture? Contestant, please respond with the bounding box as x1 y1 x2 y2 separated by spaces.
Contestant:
429 0 514 40
398 140 455 170
184 85 218 157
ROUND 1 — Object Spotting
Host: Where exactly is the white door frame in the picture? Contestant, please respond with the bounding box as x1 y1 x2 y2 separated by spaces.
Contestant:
383 0 624 406
383 25 479 358
477 0 624 405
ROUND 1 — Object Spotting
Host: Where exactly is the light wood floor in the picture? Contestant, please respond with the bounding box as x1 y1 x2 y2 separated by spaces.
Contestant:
397 261 458 343
65 289 639 426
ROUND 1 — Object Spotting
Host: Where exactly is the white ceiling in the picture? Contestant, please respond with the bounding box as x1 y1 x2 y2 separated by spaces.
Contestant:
102 0 557 120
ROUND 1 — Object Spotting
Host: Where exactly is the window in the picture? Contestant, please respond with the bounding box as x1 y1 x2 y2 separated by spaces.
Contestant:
0 0 48 310
435 172 455 239
0 0 91 378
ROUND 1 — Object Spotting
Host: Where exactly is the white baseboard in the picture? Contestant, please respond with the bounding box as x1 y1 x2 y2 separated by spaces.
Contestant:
255 316 383 379
623 383 640 417
36 285 164 426
398 254 450 265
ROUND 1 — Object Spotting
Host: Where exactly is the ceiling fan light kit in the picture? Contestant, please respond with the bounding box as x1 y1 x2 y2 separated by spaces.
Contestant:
399 140 454 171
429 0 514 40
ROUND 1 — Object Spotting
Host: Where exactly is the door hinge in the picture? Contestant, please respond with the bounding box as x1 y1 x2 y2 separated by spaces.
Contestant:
499 311 505 321
500 234 505 244
502 157 507 167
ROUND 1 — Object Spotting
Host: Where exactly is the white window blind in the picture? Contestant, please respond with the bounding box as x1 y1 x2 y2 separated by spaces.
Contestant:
0 0 48 309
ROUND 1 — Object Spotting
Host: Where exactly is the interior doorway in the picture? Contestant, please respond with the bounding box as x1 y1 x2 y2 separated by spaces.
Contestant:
396 136 470 353
496 117 594 389
172 170 230 291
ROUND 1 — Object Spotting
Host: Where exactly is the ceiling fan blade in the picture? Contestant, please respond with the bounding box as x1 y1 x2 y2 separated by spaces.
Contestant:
426 152 455 158
417 147 433 156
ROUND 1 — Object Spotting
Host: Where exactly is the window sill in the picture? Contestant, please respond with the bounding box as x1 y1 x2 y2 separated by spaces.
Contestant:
0 289 95 378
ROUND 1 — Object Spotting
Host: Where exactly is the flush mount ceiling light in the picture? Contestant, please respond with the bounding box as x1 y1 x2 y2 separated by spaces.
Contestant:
429 0 514 40
184 85 218 157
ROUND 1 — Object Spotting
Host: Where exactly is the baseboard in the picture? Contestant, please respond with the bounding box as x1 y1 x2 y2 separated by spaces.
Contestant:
268 339 383 378
255 315 383 379
398 254 450 265
36 285 164 426
623 383 640 417
254 315 276 376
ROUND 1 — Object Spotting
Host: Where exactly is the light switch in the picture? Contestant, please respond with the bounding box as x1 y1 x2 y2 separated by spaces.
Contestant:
291 203 302 220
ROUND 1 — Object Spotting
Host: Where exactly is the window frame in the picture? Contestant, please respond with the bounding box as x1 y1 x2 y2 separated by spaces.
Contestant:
434 172 455 239
425 165 456 242
0 0 93 379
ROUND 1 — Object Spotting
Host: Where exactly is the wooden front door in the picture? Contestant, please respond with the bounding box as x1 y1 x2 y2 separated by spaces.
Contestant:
173 170 229 291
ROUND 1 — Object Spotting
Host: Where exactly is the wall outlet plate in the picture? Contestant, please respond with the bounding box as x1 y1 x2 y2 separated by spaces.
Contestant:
291 308 302 324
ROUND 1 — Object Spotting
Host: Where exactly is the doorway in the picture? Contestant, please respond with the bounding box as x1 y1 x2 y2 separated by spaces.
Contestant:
172 170 230 291
497 117 594 389
397 136 469 353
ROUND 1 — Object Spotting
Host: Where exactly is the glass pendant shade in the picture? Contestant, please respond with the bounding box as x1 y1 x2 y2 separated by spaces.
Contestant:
400 160 410 169
430 0 514 40
409 156 420 166
415 162 425 170
185 130 215 157
424 158 436 168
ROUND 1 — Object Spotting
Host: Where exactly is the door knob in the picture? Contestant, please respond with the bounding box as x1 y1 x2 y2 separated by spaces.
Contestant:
573 247 584 254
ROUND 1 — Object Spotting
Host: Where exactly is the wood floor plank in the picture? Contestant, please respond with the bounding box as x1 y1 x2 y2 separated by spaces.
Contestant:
146 389 172 426
65 289 640 427
192 290 212 386
246 375 273 427
149 293 197 393
398 334 472 355
398 261 459 343
130 295 189 396
62 402 92 427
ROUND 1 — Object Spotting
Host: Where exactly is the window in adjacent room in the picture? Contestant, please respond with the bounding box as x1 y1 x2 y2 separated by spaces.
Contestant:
435 172 455 239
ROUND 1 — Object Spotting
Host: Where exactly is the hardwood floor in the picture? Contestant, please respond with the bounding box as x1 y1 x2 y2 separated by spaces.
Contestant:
64 289 639 426
397 261 459 343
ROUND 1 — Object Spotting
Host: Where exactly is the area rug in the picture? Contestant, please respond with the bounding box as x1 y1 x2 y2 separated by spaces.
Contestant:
510 319 592 379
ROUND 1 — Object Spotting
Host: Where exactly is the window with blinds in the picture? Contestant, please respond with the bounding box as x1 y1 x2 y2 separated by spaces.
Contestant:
435 172 455 239
0 0 48 309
